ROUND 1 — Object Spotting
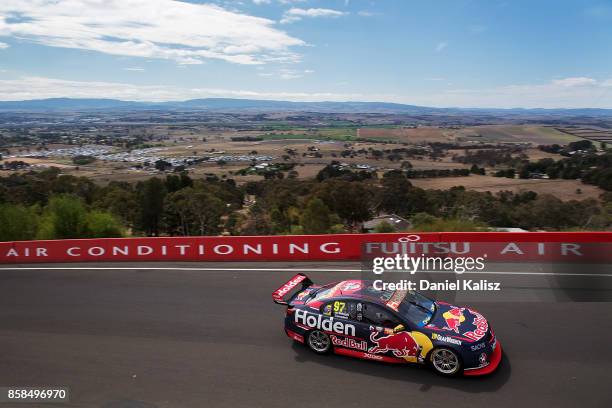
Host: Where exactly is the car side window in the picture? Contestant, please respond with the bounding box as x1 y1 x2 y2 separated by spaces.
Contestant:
322 300 357 320
362 303 401 328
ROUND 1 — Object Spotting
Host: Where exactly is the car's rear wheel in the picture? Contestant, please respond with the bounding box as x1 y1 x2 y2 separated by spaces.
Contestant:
430 347 462 376
307 330 332 354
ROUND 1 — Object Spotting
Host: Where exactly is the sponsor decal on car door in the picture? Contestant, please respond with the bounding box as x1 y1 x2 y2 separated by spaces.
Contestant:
367 327 434 364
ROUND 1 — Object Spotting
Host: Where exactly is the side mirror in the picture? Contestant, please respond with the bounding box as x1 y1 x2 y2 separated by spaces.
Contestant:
393 324 405 333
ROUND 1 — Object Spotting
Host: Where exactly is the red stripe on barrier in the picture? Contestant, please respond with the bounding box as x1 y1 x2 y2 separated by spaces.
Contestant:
0 232 610 264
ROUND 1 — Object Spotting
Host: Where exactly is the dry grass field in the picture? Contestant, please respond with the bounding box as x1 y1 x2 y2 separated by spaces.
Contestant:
356 125 581 145
455 125 583 145
410 175 602 201
554 127 612 143
357 127 453 143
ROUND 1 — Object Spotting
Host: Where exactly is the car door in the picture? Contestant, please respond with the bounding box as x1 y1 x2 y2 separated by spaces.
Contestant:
360 302 422 362
320 298 371 353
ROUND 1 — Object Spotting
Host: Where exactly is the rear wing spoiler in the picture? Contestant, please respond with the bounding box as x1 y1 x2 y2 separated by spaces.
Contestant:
272 273 313 305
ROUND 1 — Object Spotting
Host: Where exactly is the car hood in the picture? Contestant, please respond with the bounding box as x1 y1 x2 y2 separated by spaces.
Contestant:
425 301 491 342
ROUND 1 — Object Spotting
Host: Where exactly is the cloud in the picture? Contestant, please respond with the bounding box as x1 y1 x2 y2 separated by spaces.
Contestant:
0 42 9 49
435 42 448 52
552 77 598 87
0 0 304 65
279 68 314 79
0 75 368 102
257 68 314 79
281 7 347 24
415 77 612 108
123 67 145 71
357 11 380 17
254 0 306 4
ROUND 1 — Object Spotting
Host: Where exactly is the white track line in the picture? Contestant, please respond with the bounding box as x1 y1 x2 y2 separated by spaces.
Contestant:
0 267 358 272
0 267 611 277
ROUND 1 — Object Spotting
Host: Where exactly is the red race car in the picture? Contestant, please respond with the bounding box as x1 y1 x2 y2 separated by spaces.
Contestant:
273 274 502 377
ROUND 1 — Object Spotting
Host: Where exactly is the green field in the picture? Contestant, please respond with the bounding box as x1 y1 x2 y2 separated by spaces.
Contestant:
261 127 357 141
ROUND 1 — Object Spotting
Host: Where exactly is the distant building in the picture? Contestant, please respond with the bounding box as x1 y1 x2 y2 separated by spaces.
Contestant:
362 214 411 233
529 172 549 179
490 227 529 233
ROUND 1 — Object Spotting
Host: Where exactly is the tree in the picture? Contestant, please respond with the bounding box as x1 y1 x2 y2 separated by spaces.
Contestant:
470 164 485 175
241 204 272 235
164 187 225 236
316 162 349 181
379 171 413 215
165 174 183 193
50 175 96 204
136 178 167 236
315 180 373 227
568 140 593 151
186 190 225 235
86 211 124 238
163 188 191 235
37 195 89 239
0 203 38 241
374 220 395 233
93 185 138 228
511 195 576 230
410 213 488 232
72 155 96 165
301 198 333 234
154 159 172 172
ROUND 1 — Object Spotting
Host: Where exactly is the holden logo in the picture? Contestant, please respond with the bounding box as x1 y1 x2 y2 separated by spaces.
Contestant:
479 353 488 365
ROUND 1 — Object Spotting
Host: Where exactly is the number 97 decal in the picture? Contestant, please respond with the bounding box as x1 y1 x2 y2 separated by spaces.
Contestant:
333 301 346 314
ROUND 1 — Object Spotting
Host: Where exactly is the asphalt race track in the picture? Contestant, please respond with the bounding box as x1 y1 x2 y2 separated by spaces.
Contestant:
0 262 611 408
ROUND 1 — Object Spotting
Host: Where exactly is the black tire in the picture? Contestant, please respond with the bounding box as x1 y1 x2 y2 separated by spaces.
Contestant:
429 347 463 377
307 330 332 354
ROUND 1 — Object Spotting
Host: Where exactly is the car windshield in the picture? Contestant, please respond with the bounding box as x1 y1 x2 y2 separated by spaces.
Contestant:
397 291 436 327
307 283 337 302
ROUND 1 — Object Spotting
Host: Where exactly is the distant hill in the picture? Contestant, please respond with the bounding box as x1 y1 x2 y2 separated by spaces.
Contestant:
0 98 144 111
0 97 611 116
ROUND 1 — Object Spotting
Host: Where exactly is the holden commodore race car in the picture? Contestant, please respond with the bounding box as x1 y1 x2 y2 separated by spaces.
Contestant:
273 274 502 377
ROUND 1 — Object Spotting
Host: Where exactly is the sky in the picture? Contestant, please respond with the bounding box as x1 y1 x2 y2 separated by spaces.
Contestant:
0 0 611 108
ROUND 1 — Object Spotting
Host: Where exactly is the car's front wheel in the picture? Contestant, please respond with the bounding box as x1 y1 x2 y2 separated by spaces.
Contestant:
430 347 462 376
307 330 332 354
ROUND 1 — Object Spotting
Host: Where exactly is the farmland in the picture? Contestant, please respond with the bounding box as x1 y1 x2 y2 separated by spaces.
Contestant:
0 109 609 203
410 175 601 201
357 125 583 145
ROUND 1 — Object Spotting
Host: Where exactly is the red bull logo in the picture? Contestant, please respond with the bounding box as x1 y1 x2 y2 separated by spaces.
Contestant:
463 309 489 341
442 306 466 333
368 331 419 358
331 335 367 351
